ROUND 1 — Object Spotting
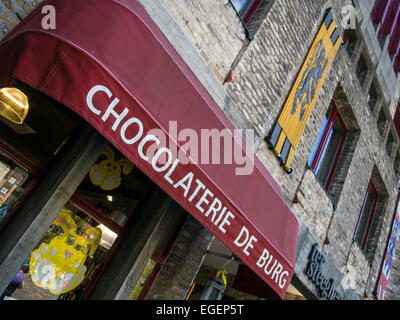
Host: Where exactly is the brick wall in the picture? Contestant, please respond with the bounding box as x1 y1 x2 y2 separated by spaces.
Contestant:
0 0 40 39
199 0 400 299
160 0 246 83
145 217 213 300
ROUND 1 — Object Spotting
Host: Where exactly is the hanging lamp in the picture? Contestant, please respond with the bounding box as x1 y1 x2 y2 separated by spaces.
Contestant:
0 87 29 124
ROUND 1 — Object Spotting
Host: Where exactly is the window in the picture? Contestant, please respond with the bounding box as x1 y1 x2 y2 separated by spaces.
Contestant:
0 151 34 225
394 150 400 176
343 29 358 58
230 0 262 23
354 181 379 251
229 0 274 40
11 144 154 300
308 102 347 191
73 145 150 229
377 107 389 136
356 53 369 86
386 130 396 157
371 0 389 26
367 80 380 112
394 102 400 138
371 0 400 72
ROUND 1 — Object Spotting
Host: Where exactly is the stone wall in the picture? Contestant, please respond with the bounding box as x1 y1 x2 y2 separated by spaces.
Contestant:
160 0 246 83
0 0 40 38
145 216 214 300
293 169 335 245
204 0 400 299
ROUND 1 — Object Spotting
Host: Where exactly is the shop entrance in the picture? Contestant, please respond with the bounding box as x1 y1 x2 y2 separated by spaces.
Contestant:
6 144 153 300
0 82 187 300
186 238 307 300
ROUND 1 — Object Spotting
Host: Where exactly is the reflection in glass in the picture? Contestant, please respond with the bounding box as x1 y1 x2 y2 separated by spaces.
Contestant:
14 203 118 300
307 105 346 190
308 106 332 168
0 150 33 224
29 208 102 295
231 0 255 18
354 186 378 249
97 224 118 250
314 117 345 187
129 259 157 300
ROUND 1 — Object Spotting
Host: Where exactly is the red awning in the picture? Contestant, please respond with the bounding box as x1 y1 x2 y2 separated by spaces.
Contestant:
0 0 298 298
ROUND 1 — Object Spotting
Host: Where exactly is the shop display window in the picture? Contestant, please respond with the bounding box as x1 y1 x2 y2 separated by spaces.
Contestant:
0 150 33 225
6 201 118 300
28 203 117 300
9 144 152 300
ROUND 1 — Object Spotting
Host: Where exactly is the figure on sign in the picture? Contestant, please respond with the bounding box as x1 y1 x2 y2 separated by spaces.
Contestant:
29 209 101 294
89 146 134 190
291 40 328 122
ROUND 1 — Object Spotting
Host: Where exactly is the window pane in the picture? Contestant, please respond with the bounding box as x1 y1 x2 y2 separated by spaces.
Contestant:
0 151 34 224
231 0 255 17
314 117 345 187
128 258 157 300
308 106 333 167
12 203 118 301
355 187 378 248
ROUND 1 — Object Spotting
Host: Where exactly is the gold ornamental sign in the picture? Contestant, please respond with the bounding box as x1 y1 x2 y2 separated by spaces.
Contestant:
267 10 342 173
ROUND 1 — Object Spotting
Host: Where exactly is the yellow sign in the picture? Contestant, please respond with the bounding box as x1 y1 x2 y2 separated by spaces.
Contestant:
89 146 134 191
29 209 102 294
267 10 342 173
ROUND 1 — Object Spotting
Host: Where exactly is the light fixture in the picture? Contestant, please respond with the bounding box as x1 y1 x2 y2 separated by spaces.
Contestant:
0 88 29 124
107 195 113 202
97 224 118 249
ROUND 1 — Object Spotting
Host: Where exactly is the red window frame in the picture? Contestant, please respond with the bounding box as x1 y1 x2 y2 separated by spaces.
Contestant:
230 0 262 24
0 138 42 232
242 0 262 24
309 101 348 191
354 181 379 251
